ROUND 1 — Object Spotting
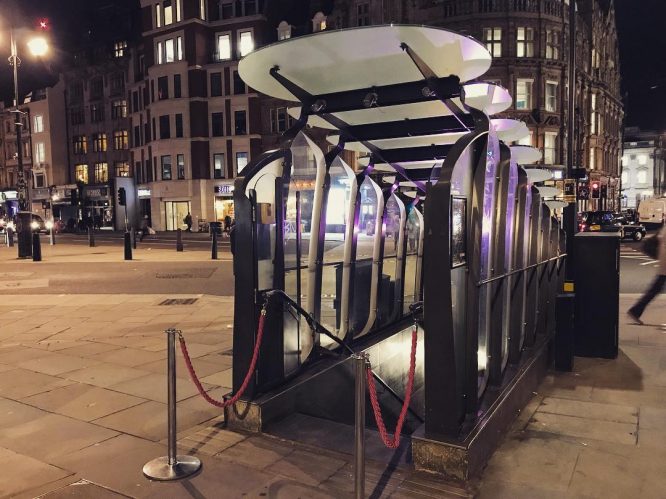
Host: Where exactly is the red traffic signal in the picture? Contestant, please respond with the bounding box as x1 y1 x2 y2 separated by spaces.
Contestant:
591 182 600 199
591 182 599 190
37 18 49 30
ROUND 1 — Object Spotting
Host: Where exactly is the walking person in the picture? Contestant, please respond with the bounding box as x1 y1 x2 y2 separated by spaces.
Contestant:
628 225 666 324
139 215 150 242
184 212 193 232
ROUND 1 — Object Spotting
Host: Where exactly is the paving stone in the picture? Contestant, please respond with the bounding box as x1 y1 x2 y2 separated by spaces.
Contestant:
528 412 637 445
0 447 73 498
22 383 146 422
0 397 48 428
37 479 130 498
248 477 339 499
537 397 638 424
568 447 646 499
0 346 51 365
477 480 570 499
179 424 247 456
17 351 102 375
482 437 580 492
266 449 347 486
109 373 209 403
0 368 74 398
141 354 225 379
200 368 232 388
62 363 150 388
214 435 294 469
0 413 118 462
57 342 124 357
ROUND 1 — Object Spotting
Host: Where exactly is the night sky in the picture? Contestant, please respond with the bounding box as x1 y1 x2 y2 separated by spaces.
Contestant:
1 0 664 130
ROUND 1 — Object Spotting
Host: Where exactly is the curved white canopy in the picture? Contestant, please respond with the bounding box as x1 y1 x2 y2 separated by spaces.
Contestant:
238 25 491 101
464 83 512 115
510 145 542 165
524 168 553 183
492 119 530 143
545 200 568 210
537 186 560 198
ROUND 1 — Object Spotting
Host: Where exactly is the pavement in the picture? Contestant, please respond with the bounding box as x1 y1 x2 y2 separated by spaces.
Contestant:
0 239 665 498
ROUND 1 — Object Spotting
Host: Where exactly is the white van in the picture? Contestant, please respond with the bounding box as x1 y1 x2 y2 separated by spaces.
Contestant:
638 197 666 227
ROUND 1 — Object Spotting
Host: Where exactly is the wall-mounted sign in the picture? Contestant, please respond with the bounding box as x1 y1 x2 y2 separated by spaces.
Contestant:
563 179 576 203
2 191 18 200
84 187 109 199
138 188 151 198
214 184 235 196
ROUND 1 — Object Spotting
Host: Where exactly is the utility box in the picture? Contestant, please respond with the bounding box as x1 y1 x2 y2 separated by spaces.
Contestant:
574 232 620 359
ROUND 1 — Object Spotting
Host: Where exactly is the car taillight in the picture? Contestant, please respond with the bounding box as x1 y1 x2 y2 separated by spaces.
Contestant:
579 224 586 231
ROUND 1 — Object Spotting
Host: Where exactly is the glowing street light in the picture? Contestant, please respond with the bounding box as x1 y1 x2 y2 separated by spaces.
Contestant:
27 36 49 57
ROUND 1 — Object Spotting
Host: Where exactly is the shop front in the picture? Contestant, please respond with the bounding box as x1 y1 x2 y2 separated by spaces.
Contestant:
165 200 191 231
1 190 19 218
51 185 78 225
137 187 152 227
214 182 235 226
83 185 114 229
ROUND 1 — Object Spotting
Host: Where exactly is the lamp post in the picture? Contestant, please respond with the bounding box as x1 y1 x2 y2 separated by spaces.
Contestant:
7 25 49 257
563 0 577 281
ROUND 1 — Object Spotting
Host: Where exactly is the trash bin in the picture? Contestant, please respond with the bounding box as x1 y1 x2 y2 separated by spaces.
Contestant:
574 232 620 359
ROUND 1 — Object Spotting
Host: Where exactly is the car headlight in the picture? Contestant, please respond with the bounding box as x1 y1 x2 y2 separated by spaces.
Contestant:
31 221 39 230
45 221 54 230
7 221 15 231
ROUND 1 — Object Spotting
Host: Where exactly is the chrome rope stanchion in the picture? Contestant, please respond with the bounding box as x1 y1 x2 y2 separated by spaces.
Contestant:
143 328 201 481
353 353 368 499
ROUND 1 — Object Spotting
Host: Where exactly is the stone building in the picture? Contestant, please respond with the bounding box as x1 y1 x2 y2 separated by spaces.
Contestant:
328 0 624 209
621 127 666 209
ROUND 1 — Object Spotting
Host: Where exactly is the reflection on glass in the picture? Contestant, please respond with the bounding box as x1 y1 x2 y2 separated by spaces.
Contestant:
350 177 380 337
451 197 467 267
501 161 519 369
403 205 422 314
320 158 355 342
379 193 405 326
478 130 500 394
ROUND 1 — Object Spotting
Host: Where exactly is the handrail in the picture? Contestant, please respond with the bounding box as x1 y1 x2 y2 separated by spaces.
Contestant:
476 254 567 287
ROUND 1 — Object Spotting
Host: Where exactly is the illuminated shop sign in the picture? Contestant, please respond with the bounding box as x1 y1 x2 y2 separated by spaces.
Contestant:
214 184 235 195
138 188 151 198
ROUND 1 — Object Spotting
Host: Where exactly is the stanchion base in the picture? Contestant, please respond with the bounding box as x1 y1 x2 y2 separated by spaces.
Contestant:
143 455 201 481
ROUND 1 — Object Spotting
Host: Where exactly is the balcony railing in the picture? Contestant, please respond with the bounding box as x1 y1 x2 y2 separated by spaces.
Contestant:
436 0 564 17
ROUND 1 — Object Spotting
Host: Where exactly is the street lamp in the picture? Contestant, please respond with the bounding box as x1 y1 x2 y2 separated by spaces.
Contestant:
8 28 50 212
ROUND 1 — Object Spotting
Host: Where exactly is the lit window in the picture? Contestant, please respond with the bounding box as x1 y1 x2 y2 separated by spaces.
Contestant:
590 93 598 134
516 79 533 109
217 34 231 60
271 107 287 133
156 3 162 28
73 135 87 154
92 133 107 152
157 41 163 64
544 132 557 164
115 161 130 177
113 130 129 150
34 172 46 188
200 0 206 20
112 100 128 119
76 164 88 184
239 31 254 57
114 41 127 58
177 154 185 179
177 36 183 60
94 162 109 183
517 131 533 146
278 21 292 40
163 0 173 25
161 155 172 180
33 115 44 133
589 148 596 170
621 155 628 166
638 154 647 165
236 152 248 174
621 171 628 184
545 81 558 112
213 153 225 179
546 30 559 60
34 142 45 163
516 27 534 58
165 39 175 62
483 28 502 58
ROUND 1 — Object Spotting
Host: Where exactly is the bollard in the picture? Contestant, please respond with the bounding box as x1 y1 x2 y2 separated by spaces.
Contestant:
32 233 42 262
124 231 133 261
6 228 13 247
132 227 137 249
353 353 367 499
143 329 201 480
176 228 184 252
88 226 95 247
211 230 218 260
49 227 55 246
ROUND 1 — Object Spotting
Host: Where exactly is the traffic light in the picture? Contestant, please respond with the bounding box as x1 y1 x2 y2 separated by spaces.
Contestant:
591 182 600 199
600 184 607 198
117 187 127 206
578 184 590 200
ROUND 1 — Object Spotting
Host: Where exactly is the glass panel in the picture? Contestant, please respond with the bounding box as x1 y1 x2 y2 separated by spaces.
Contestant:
283 132 324 362
350 176 381 338
378 193 405 326
478 129 500 394
403 204 422 314
520 185 532 350
320 158 355 342
501 161 519 368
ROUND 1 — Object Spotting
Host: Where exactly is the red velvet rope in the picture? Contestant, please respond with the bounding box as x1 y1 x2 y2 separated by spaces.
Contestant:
366 325 418 449
179 308 266 408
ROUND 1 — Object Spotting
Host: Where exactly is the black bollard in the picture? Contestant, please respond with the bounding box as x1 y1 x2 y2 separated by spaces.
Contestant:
6 228 14 247
88 226 95 247
211 230 218 260
32 232 42 262
124 231 133 260
49 227 55 246
176 228 184 252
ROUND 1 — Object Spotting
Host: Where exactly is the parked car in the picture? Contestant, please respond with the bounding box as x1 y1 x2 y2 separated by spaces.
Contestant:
638 197 666 227
578 211 646 241
16 212 48 233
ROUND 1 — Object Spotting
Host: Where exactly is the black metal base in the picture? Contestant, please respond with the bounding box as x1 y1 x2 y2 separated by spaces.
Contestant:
411 333 553 481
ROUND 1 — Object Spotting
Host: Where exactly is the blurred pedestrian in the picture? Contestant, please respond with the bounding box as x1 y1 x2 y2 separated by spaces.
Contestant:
628 225 666 324
139 215 150 241
184 213 192 232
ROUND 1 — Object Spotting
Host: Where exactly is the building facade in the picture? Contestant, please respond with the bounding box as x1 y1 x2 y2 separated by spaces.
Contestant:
621 127 666 208
329 0 624 210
